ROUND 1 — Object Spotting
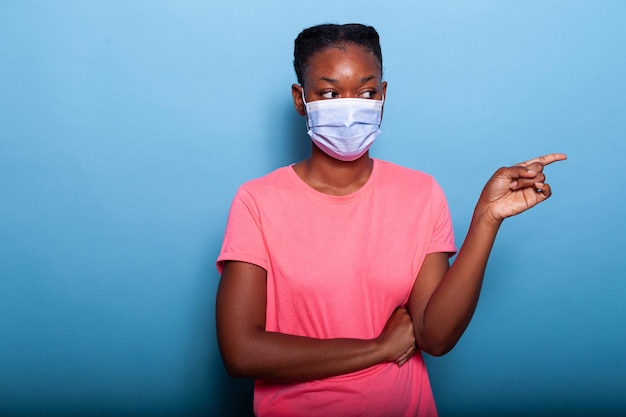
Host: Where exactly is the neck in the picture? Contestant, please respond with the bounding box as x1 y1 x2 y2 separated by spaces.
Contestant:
293 145 374 196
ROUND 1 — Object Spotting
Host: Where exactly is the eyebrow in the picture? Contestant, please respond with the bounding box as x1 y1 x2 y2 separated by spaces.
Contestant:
318 75 379 84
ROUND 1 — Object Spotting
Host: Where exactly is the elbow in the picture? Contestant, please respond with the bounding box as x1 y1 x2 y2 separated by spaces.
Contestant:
415 323 467 357
216 325 264 378
219 348 257 379
223 361 249 379
216 323 272 379
218 337 271 379
421 344 455 357
417 336 459 357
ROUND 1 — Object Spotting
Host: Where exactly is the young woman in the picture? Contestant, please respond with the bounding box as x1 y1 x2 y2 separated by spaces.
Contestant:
216 23 566 417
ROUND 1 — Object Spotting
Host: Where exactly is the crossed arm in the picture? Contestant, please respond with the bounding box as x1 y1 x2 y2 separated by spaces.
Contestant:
215 154 567 380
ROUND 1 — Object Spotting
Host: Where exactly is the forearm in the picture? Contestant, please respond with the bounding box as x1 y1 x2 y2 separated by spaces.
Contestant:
412 154 565 356
217 262 413 382
417 206 501 355
221 330 386 381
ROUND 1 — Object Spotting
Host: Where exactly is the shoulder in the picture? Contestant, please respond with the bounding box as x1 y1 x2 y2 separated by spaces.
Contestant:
241 165 292 188
236 165 294 196
230 165 305 212
374 159 438 189
373 160 453 221
373 159 451 207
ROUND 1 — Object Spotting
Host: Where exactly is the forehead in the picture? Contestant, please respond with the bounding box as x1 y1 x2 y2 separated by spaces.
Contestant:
304 44 382 83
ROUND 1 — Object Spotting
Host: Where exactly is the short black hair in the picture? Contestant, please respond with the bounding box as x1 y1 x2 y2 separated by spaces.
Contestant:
293 23 383 86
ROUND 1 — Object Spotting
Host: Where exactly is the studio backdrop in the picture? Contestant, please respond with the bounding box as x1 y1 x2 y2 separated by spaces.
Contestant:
1 1 625 416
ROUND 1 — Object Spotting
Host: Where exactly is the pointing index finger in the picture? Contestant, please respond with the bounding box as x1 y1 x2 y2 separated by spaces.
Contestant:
516 153 568 168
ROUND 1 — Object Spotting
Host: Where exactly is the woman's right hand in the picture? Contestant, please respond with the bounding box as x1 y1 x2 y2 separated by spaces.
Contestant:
376 307 417 366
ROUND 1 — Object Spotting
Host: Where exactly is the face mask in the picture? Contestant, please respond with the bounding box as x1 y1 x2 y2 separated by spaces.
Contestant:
303 93 384 161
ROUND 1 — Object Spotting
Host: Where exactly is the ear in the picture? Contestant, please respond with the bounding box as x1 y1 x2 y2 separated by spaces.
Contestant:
381 81 388 119
292 84 306 116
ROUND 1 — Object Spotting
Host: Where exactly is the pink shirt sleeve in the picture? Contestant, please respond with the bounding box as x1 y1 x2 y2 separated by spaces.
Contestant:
217 186 268 274
427 180 456 255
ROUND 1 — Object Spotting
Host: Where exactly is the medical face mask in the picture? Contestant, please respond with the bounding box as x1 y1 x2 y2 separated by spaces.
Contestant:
303 94 384 161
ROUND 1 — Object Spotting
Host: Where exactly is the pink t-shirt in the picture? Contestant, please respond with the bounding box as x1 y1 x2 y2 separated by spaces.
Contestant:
217 159 456 417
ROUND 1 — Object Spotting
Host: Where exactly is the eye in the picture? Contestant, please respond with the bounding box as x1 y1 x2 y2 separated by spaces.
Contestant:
321 91 338 99
359 90 377 99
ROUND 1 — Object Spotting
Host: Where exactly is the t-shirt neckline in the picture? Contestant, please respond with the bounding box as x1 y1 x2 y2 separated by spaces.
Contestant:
287 159 380 203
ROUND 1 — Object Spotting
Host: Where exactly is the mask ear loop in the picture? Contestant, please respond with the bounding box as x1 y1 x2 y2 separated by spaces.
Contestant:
301 88 308 105
301 88 311 131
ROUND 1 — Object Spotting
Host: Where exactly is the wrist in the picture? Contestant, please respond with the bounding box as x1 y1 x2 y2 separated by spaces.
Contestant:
372 335 392 363
472 202 503 231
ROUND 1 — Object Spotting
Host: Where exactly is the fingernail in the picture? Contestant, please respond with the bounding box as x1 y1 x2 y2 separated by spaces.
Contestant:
535 182 544 193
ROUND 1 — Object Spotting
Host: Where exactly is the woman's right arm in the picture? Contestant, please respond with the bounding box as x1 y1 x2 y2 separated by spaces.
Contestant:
215 260 416 381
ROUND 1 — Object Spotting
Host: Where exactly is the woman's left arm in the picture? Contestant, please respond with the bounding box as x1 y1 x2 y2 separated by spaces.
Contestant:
408 153 567 356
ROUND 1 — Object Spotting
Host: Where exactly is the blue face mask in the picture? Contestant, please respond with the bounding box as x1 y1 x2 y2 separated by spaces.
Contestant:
303 94 384 161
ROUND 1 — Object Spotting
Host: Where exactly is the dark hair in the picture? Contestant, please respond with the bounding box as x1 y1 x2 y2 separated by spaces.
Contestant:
293 23 383 86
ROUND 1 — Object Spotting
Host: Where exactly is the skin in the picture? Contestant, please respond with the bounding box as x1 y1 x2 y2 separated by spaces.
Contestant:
215 43 567 381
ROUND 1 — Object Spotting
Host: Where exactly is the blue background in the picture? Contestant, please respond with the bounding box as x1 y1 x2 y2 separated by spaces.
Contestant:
1 1 625 416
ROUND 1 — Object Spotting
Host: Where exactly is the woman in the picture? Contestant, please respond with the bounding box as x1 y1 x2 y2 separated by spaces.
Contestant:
216 23 565 417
